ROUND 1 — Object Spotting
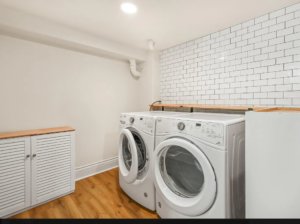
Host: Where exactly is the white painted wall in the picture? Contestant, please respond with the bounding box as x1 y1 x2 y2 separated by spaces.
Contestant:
137 51 161 111
0 34 142 168
0 3 160 172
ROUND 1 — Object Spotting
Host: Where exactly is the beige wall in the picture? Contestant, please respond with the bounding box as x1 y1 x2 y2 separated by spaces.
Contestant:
0 34 145 167
137 51 161 111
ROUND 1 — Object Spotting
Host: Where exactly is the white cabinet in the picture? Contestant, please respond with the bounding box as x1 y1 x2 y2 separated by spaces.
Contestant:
246 108 300 218
31 131 75 206
0 137 31 218
0 129 75 218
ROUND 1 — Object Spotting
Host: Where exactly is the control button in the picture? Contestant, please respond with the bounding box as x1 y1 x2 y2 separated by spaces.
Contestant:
129 117 134 124
177 122 185 131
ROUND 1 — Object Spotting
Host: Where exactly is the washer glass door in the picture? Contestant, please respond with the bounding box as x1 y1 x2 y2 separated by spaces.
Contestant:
154 138 217 216
122 130 147 176
119 128 148 183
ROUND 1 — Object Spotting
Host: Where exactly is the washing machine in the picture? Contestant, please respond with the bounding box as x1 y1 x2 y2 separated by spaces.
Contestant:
153 113 246 218
118 111 189 211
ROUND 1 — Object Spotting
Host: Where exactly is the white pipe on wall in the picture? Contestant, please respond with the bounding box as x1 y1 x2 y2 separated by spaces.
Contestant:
129 59 142 77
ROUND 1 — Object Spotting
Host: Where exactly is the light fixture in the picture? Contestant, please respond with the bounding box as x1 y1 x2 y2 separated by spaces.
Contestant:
121 3 137 14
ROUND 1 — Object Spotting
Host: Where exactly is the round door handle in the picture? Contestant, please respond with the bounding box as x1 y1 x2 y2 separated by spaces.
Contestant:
32 154 37 158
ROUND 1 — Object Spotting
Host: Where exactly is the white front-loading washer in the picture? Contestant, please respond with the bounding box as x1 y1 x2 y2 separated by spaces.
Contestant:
153 113 246 218
118 111 189 211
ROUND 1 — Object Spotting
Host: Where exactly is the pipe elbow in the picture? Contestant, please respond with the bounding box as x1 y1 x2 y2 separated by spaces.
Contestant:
129 59 142 78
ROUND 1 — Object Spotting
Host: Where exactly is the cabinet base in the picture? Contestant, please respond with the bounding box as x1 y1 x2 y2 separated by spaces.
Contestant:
3 190 74 219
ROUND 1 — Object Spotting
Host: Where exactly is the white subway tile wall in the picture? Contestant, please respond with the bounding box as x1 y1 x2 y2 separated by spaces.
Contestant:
160 3 300 107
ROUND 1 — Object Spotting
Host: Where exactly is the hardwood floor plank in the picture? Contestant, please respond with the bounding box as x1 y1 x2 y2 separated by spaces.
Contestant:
10 168 159 219
84 198 111 218
95 171 158 218
88 175 138 218
58 195 84 218
80 178 123 218
10 211 30 219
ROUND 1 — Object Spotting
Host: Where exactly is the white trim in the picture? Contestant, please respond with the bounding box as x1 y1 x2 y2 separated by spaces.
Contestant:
75 157 119 181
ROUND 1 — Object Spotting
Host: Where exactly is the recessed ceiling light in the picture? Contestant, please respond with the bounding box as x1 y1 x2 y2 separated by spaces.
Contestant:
121 3 137 14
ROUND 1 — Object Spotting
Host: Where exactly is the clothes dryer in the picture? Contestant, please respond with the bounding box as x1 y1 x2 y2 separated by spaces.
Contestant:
153 113 245 218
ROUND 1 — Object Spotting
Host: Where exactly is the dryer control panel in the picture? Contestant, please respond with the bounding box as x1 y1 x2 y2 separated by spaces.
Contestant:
120 114 154 134
156 118 224 146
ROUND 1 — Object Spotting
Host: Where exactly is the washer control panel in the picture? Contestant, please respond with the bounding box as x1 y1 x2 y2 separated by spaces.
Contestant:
120 114 154 133
177 122 185 131
157 118 224 146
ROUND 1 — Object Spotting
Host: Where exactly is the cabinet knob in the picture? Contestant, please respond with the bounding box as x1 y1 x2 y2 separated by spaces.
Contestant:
26 154 30 158
32 154 37 158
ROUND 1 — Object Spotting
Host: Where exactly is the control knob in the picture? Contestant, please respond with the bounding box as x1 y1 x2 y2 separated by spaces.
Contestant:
129 117 134 124
177 122 185 131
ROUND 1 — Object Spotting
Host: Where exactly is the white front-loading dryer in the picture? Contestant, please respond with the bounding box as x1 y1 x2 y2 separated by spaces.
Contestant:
153 113 246 218
119 111 189 211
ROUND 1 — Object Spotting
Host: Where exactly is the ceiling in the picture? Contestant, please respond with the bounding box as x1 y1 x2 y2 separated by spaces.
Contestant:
0 0 299 51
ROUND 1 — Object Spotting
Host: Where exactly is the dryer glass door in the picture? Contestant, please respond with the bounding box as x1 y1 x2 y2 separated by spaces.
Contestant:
160 145 204 198
154 138 217 216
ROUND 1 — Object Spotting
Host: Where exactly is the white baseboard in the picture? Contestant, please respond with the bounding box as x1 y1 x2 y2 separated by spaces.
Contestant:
75 157 119 181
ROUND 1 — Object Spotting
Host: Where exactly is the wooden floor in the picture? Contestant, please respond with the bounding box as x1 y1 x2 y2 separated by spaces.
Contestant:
10 168 159 219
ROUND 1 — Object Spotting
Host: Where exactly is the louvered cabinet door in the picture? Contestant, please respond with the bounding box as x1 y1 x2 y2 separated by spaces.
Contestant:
0 137 31 217
31 131 75 206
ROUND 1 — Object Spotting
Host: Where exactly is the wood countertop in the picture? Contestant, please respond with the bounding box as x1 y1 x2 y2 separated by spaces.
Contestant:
149 104 300 113
0 126 75 140
149 104 266 111
255 107 300 113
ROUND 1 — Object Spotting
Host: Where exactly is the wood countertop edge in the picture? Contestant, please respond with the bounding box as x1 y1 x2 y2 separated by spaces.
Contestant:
0 126 75 140
149 104 300 113
149 104 267 111
254 107 300 113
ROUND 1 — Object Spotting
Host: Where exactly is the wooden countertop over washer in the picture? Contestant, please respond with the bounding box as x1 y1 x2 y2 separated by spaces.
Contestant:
0 126 75 140
149 104 266 111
